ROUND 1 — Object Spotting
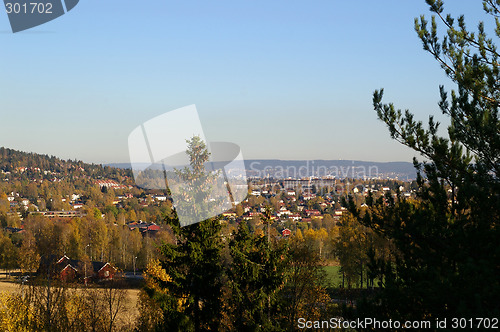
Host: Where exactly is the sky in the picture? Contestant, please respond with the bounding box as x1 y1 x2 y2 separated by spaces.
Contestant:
0 0 488 164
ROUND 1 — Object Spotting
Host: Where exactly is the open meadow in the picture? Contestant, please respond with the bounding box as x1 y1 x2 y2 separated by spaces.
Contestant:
0 275 141 330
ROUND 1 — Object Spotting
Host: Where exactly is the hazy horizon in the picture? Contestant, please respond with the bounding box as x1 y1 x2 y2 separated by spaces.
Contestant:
0 145 417 166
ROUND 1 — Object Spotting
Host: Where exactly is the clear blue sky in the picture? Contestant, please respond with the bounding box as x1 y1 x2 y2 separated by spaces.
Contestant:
0 0 486 163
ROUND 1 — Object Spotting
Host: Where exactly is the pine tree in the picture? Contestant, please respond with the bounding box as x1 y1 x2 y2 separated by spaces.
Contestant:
351 0 500 322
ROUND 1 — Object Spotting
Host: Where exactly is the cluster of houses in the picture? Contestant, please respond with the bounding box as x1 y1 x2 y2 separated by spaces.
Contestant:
3 166 82 183
242 178 417 225
95 179 131 190
126 220 160 235
4 192 87 216
235 198 346 224
37 255 117 284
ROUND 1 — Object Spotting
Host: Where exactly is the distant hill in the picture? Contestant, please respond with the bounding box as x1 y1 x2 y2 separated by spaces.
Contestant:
0 147 132 182
0 147 417 187
109 159 417 180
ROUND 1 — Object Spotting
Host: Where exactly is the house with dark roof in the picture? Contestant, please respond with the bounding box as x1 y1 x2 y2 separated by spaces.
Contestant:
127 221 160 235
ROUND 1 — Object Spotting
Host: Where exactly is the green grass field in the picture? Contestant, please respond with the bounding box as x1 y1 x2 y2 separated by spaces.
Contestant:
323 265 343 287
323 266 381 289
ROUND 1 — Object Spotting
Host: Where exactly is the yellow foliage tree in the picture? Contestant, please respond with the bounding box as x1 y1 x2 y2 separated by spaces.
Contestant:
0 292 37 331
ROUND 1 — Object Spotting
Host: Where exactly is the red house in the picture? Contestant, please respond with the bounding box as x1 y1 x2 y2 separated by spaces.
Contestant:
59 264 77 282
127 221 160 235
305 210 321 217
92 262 117 280
282 228 292 237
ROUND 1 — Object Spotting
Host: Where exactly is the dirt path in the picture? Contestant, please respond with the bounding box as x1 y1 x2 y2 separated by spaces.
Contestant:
0 279 20 293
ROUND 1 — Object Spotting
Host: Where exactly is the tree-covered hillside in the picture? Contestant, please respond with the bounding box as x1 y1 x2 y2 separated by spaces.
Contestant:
0 147 133 183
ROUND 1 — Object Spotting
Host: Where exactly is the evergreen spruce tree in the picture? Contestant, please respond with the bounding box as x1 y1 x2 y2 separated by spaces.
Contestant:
148 136 224 332
351 0 499 323
227 221 287 332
